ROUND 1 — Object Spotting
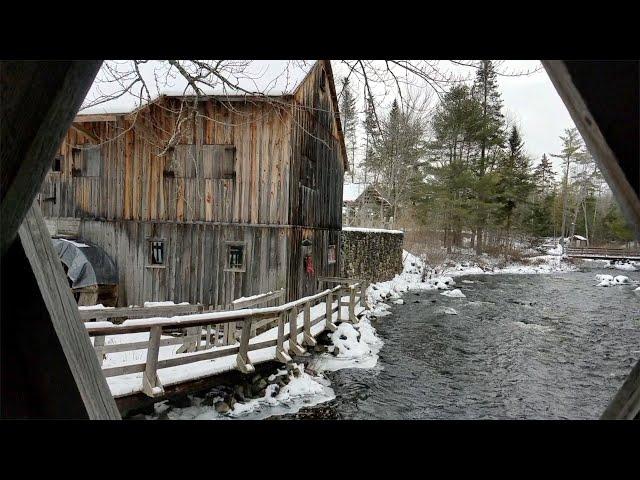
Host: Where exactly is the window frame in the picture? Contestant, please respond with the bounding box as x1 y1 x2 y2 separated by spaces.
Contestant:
224 241 247 273
327 244 337 264
146 238 167 268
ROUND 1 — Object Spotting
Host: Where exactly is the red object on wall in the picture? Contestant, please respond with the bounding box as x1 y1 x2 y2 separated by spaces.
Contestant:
304 255 314 275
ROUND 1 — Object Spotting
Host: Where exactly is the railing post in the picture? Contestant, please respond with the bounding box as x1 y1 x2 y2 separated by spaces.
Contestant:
349 285 357 323
94 335 105 367
275 312 292 363
205 324 211 349
360 281 368 308
288 306 306 356
325 291 336 332
141 326 164 397
303 300 316 347
236 319 255 374
337 287 343 322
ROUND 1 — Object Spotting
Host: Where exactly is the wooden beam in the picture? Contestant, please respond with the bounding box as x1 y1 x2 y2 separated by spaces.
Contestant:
601 359 640 420
1 61 103 256
1 206 120 418
70 123 100 143
542 61 640 240
73 114 118 123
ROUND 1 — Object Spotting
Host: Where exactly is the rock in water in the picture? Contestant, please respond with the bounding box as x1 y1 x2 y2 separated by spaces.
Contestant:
440 289 466 298
444 307 458 315
614 275 630 284
214 401 230 414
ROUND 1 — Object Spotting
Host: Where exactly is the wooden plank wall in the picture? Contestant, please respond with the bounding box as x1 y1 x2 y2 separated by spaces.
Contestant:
285 63 345 300
38 99 291 227
79 220 288 308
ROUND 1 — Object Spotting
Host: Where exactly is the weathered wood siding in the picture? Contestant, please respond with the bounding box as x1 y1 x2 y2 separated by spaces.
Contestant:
38 99 291 226
79 220 288 308
286 62 345 299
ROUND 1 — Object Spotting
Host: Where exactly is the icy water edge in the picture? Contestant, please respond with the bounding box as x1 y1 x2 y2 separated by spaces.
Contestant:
278 266 640 420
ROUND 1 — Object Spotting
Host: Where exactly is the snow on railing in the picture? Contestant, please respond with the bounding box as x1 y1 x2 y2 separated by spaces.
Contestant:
85 281 366 399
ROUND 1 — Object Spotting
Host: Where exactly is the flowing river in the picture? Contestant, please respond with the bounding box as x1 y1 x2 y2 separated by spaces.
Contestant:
279 265 640 419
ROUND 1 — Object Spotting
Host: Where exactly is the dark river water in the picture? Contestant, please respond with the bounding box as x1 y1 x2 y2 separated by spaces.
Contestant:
282 266 640 420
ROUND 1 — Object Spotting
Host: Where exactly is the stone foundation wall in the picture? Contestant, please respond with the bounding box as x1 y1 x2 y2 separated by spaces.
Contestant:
340 227 404 283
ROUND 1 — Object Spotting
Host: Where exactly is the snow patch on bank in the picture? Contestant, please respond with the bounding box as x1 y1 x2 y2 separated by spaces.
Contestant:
161 364 335 421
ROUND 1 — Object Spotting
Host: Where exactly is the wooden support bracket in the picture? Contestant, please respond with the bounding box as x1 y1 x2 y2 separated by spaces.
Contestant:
325 292 337 332
288 306 306 356
275 313 292 363
236 319 255 374
141 326 165 397
302 301 317 347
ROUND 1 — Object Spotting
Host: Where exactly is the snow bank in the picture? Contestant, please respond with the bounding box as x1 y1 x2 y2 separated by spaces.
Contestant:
162 364 335 421
546 244 563 256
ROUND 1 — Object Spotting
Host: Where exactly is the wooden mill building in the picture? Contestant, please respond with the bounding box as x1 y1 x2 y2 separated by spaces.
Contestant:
37 60 347 307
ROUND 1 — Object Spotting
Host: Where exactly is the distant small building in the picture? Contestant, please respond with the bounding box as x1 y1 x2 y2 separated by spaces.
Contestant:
569 234 588 247
343 183 393 228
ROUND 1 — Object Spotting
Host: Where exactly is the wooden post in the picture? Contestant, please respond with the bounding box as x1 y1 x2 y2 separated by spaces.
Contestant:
288 306 306 356
227 321 237 345
236 319 255 374
275 312 292 364
205 324 211 349
360 281 368 308
349 285 357 323
94 335 105 367
337 287 343 322
325 291 336 332
141 326 164 397
303 301 316 347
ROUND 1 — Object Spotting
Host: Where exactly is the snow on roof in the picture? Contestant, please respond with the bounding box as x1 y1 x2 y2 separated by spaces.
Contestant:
572 235 587 240
79 60 316 116
343 183 368 203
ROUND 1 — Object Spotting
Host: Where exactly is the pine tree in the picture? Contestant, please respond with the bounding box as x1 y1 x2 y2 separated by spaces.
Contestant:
494 126 534 241
533 153 555 196
362 93 379 184
339 77 358 181
551 127 583 240
471 60 506 253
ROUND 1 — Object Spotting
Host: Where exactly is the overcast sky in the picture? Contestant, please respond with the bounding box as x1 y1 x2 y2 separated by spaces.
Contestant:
495 60 576 167
86 60 578 174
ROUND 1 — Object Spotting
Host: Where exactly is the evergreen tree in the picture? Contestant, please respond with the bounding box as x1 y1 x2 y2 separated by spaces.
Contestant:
533 153 555 196
471 60 506 253
339 77 358 181
362 93 379 184
551 127 584 240
494 126 534 240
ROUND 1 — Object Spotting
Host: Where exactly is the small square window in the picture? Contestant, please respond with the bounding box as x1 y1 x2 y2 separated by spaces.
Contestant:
52 155 63 172
149 240 165 266
225 242 246 272
328 245 336 264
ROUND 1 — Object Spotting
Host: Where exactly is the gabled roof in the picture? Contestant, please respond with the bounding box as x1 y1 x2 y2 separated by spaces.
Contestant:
79 60 315 115
343 183 391 206
76 60 349 170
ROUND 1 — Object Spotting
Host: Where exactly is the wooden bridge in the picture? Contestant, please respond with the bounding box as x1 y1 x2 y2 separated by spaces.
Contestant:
565 246 640 261
81 277 368 415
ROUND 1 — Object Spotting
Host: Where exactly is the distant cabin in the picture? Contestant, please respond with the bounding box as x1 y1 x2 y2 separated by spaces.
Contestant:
343 183 393 228
569 234 588 247
38 60 348 307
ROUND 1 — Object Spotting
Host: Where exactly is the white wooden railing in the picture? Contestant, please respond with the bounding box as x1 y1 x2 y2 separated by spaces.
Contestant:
84 281 366 398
